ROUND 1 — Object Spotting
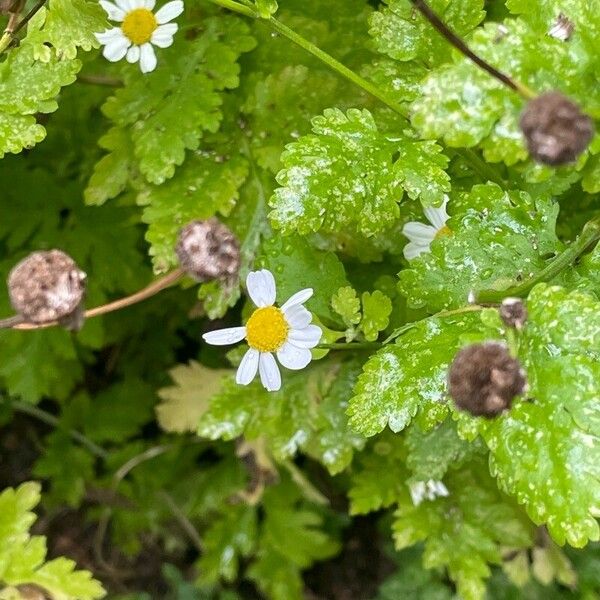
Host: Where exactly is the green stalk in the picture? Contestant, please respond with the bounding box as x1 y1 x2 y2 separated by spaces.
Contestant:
317 342 383 351
206 0 506 185
477 216 600 303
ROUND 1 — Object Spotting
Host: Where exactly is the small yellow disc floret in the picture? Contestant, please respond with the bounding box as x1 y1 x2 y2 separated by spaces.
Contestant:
246 306 289 352
435 224 452 239
122 8 157 45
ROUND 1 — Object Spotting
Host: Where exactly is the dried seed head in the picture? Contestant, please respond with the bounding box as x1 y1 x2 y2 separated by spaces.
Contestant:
448 342 526 418
520 91 594 166
175 218 240 282
499 297 528 330
8 250 86 326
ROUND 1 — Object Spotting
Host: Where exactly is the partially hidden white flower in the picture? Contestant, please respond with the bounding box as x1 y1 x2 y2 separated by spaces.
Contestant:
95 0 184 73
409 480 449 506
202 269 322 392
402 196 451 260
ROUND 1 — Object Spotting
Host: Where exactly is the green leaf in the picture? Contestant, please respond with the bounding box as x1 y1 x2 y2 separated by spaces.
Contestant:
197 505 257 583
304 359 366 475
468 285 600 547
0 482 105 599
258 234 349 324
255 0 278 18
360 290 392 341
398 184 561 312
348 310 492 437
198 360 359 469
331 286 361 328
33 432 95 507
0 43 80 157
348 433 409 515
405 418 478 483
139 154 249 273
248 480 339 600
369 0 485 66
269 108 450 237
84 127 134 206
393 460 533 600
25 0 107 60
156 362 230 433
101 16 255 184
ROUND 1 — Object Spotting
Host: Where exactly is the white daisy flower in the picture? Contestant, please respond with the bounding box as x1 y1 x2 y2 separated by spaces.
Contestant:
202 269 322 392
402 196 451 260
95 0 184 73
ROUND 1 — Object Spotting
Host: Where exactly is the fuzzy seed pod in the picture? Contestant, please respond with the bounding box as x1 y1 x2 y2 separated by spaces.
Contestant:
499 297 528 330
8 250 86 327
175 218 240 282
448 342 526 418
520 92 594 166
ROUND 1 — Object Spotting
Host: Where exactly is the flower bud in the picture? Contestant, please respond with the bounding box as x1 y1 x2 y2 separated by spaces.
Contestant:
8 250 86 327
175 218 240 282
448 342 526 418
520 91 594 166
499 297 527 330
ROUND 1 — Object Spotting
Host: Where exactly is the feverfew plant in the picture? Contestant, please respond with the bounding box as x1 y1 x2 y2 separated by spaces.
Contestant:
0 0 599 599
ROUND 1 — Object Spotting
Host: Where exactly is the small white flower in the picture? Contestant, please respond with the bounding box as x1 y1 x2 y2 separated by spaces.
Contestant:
95 0 184 73
402 196 451 260
409 480 449 506
202 269 322 392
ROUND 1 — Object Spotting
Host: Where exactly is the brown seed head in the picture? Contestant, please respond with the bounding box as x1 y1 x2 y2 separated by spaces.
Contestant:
499 297 528 330
448 342 526 418
520 91 594 166
8 250 86 326
175 218 240 282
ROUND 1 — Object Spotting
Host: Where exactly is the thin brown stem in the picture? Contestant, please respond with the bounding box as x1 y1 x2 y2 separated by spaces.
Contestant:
0 0 48 53
410 0 536 99
2 268 184 331
77 73 124 87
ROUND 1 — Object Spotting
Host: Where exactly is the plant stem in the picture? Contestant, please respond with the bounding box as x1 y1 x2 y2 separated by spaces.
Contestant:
2 268 185 331
384 304 484 344
77 73 123 87
206 0 506 185
409 0 536 100
318 342 383 351
0 0 48 53
6 398 109 459
477 216 600 303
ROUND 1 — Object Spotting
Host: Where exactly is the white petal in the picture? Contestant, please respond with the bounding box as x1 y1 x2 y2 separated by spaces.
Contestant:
151 23 177 47
259 353 281 391
288 324 322 348
99 0 126 20
246 269 276 307
236 348 260 385
126 44 140 63
115 0 136 9
139 43 157 72
403 241 430 261
202 326 246 346
95 27 124 43
283 304 312 329
102 35 130 61
281 288 313 311
402 221 437 243
423 195 449 230
143 0 156 8
155 0 184 24
277 343 312 370
128 0 146 7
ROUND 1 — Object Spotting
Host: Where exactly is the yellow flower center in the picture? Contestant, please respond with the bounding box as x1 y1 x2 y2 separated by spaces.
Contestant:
121 8 157 45
435 225 452 239
246 306 289 352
